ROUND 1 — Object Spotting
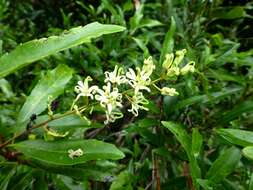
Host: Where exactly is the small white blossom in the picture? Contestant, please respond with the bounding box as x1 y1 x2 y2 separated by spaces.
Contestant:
74 76 98 100
126 68 150 93
128 92 149 116
180 61 195 75
95 83 123 123
126 56 155 94
104 110 123 124
161 87 179 96
104 65 127 85
68 148 83 159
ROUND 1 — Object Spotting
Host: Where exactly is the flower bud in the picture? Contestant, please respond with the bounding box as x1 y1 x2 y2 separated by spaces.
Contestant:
162 53 174 70
161 87 179 96
181 61 195 75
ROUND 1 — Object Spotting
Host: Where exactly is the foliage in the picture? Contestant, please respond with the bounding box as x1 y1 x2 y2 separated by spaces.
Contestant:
0 0 253 189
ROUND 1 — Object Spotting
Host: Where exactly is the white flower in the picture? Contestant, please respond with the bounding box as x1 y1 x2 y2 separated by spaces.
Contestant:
104 110 123 124
95 83 123 120
161 87 179 96
68 148 83 159
126 68 150 93
74 76 98 100
180 61 195 75
104 65 126 85
128 92 149 116
126 57 155 94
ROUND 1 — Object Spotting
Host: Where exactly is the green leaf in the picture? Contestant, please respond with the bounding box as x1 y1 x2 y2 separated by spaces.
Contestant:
139 19 163 28
110 171 133 190
176 87 242 109
32 170 48 190
213 7 246 20
0 79 14 98
196 179 213 190
132 37 149 57
31 159 116 182
220 101 253 124
17 64 73 123
159 16 176 64
45 114 91 129
0 22 125 78
54 175 85 190
249 172 253 190
13 114 91 134
206 147 241 183
207 69 244 84
161 121 191 153
217 129 253 147
192 128 203 158
242 146 253 161
8 171 33 190
0 165 17 190
161 121 201 189
10 139 125 165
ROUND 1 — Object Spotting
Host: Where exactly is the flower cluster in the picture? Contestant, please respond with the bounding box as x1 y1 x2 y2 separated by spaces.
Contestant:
162 49 195 77
73 50 195 124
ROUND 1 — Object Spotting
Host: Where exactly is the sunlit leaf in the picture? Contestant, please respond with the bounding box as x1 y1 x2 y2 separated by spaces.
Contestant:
206 147 241 183
0 22 125 78
17 64 73 123
10 139 125 165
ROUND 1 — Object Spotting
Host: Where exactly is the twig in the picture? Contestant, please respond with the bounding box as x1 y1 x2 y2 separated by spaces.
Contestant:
0 110 76 149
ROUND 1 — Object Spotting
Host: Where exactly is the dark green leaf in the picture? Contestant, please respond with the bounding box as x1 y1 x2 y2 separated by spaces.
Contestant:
161 121 201 189
217 128 253 147
0 22 125 78
192 128 203 158
10 139 125 165
213 7 246 19
160 17 176 64
249 172 253 190
206 147 241 183
176 87 242 109
110 171 133 190
220 101 253 124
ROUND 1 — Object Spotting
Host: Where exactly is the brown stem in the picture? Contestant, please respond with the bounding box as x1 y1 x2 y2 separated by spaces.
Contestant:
0 110 76 149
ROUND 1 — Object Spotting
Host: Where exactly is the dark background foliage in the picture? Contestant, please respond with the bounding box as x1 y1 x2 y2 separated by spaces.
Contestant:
0 0 253 189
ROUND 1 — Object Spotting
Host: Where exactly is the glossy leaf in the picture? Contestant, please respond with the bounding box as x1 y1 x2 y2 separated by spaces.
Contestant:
17 64 73 123
217 128 253 147
206 147 241 183
10 139 125 165
242 146 253 161
160 17 176 64
192 128 203 158
0 22 125 78
161 121 201 189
